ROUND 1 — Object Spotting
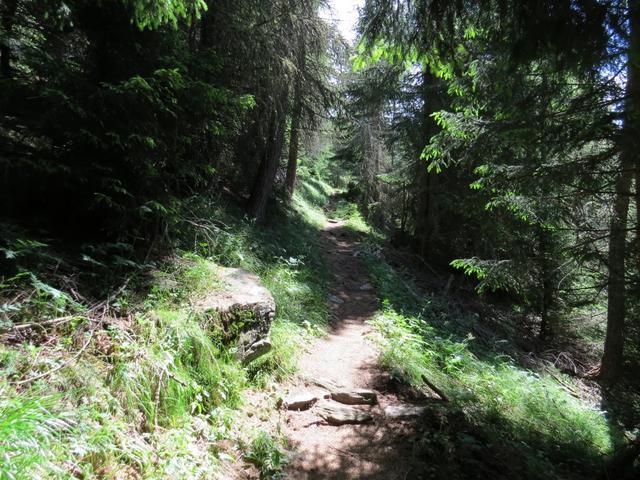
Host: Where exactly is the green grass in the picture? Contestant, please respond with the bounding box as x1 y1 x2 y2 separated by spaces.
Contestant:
0 172 333 478
332 199 388 244
0 387 71 479
0 259 244 479
297 177 333 211
244 430 287 479
342 201 620 479
109 308 247 428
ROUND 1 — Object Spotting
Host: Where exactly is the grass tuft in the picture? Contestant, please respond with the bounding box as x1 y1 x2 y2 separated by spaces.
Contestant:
244 430 287 479
0 386 71 479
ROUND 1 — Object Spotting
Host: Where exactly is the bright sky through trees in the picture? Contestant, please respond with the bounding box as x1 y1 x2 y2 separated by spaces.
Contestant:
326 0 362 43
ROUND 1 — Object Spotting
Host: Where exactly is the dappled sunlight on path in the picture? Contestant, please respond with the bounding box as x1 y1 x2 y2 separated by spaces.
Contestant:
282 219 433 479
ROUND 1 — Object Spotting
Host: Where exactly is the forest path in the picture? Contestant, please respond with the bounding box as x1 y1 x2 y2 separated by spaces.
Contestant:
281 218 430 479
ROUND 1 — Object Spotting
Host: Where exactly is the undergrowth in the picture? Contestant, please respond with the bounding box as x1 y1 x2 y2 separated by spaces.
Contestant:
244 431 287 479
0 172 333 478
342 201 621 480
333 200 374 236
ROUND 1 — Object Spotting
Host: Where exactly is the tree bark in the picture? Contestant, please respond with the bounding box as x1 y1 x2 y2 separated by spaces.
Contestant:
601 160 633 381
636 167 640 278
248 99 287 222
285 93 302 198
538 227 555 340
285 59 304 198
600 1 640 382
285 28 306 199
415 68 444 260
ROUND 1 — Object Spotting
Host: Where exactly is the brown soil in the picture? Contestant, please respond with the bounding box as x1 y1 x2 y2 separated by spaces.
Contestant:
280 219 433 479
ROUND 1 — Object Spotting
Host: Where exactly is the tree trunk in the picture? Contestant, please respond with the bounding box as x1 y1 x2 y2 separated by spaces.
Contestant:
538 227 555 340
248 100 287 222
359 113 382 218
635 168 640 299
400 182 409 234
415 68 444 260
636 168 639 272
285 37 305 199
1 0 18 78
601 160 633 381
600 1 640 382
285 99 301 198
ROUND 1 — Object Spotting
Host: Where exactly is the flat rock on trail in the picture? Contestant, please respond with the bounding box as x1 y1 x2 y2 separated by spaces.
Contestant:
282 219 431 479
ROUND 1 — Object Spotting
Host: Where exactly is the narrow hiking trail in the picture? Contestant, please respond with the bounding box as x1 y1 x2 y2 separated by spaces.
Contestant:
280 218 432 479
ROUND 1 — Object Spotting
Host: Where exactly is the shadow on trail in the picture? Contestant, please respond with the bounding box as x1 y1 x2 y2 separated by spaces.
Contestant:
284 402 561 480
285 220 546 479
321 222 378 334
283 221 437 479
285 405 430 480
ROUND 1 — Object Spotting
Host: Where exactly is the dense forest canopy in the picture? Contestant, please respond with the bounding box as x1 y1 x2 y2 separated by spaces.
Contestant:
1 0 640 478
343 0 639 381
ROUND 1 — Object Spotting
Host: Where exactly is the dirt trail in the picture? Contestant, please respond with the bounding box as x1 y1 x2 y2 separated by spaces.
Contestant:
282 219 430 479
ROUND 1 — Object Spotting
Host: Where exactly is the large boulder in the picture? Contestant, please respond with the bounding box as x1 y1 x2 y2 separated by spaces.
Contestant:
195 267 275 364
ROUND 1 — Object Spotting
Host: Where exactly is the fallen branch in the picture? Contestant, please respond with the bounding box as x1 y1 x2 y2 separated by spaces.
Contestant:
11 328 95 386
421 375 450 402
545 367 582 400
329 445 372 462
2 314 88 333
164 368 188 387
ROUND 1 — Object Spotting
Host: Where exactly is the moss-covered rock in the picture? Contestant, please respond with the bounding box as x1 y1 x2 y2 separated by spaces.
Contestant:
195 267 275 364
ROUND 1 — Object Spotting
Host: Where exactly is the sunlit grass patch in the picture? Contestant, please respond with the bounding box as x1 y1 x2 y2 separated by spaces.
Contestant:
0 387 71 479
332 200 387 244
292 192 327 228
365 254 616 476
297 178 333 209
333 200 371 234
0 169 334 477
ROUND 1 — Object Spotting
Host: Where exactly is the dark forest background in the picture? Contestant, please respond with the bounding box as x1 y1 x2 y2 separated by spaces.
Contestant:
1 1 640 478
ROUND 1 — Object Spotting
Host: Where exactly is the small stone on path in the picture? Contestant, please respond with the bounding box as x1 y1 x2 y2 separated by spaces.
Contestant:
327 294 344 304
384 404 428 420
303 376 343 392
284 393 318 411
317 402 373 426
331 389 377 405
359 283 374 291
